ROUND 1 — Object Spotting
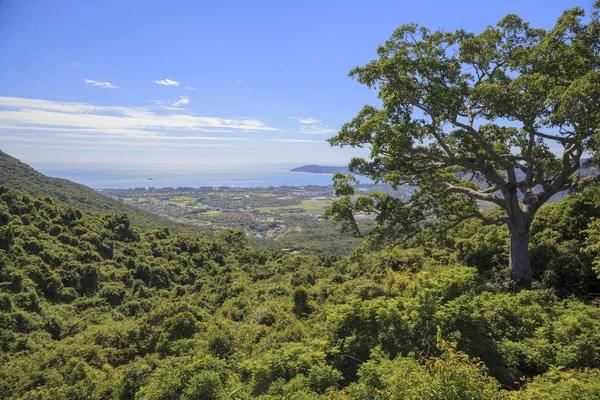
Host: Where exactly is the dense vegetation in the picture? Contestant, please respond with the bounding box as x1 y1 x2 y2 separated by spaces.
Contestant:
1 185 600 399
0 150 193 232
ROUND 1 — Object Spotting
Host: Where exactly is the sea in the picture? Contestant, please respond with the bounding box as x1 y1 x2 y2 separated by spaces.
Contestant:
37 164 371 190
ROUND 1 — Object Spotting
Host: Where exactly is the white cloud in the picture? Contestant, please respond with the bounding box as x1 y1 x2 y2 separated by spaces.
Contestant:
269 139 325 143
172 96 190 107
287 117 337 135
0 136 235 149
153 78 180 86
236 80 243 84
0 96 280 139
286 116 336 134
286 116 320 124
299 126 338 135
185 86 197 90
84 79 119 89
299 118 320 124
55 134 244 141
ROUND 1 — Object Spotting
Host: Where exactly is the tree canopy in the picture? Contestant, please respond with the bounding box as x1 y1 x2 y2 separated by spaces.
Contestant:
326 3 600 285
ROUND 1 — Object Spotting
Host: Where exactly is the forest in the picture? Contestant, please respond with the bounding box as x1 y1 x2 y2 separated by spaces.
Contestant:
1 185 600 399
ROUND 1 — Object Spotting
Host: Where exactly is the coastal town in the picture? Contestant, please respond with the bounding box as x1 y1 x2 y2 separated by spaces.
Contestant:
101 183 414 253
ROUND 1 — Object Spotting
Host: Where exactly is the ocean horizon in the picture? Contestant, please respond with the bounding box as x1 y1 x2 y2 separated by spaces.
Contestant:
36 164 371 190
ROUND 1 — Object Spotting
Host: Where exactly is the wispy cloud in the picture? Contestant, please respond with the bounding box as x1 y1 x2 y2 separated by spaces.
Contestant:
268 138 325 143
299 118 320 124
286 116 336 134
84 79 119 89
0 96 280 139
287 116 337 135
153 78 180 86
0 135 235 149
55 134 244 141
299 126 337 135
172 96 190 107
287 116 320 124
185 86 197 91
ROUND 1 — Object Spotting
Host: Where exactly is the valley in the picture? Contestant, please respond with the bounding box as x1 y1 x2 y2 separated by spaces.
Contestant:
102 184 414 254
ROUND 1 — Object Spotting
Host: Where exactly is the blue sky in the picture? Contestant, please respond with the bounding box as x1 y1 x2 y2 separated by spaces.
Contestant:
0 0 591 171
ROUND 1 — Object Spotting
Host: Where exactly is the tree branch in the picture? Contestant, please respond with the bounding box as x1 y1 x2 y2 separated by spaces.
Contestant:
524 127 536 187
451 117 513 170
534 142 583 207
530 129 577 144
442 212 508 232
441 183 506 207
481 185 500 194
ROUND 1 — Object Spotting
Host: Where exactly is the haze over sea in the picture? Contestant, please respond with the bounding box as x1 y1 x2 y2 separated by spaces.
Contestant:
36 164 370 190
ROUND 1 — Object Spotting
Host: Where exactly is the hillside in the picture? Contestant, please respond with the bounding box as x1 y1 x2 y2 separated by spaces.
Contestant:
0 150 198 231
1 187 599 398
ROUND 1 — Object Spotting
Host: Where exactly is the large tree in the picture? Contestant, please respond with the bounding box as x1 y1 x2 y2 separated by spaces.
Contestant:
326 4 600 285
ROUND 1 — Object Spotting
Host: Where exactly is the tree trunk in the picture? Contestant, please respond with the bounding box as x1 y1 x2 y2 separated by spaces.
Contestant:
504 182 533 288
509 226 532 287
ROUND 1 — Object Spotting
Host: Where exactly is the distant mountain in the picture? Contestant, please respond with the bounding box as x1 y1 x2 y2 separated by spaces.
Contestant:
291 165 350 174
0 149 193 231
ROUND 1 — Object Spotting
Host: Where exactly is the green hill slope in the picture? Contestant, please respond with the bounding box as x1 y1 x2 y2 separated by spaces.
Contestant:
1 187 600 398
0 150 196 231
